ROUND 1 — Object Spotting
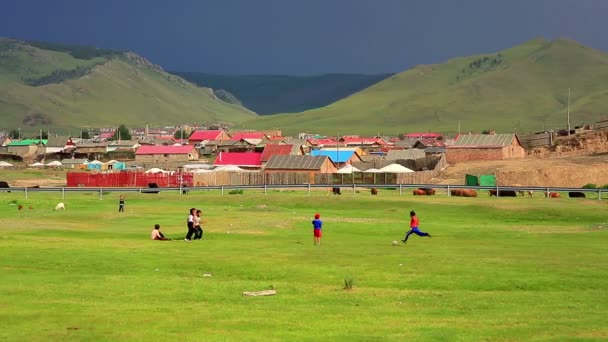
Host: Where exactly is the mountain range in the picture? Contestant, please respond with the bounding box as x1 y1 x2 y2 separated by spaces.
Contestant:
0 37 255 132
245 38 608 135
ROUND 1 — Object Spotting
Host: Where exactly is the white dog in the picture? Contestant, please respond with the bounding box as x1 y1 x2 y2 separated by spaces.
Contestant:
55 202 65 211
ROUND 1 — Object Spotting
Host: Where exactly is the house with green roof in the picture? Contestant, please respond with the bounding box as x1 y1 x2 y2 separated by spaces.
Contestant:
7 139 47 156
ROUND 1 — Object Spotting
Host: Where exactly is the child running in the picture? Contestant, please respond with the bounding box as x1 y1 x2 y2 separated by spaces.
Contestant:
193 209 203 240
151 224 169 240
402 210 431 243
312 213 323 245
185 208 196 242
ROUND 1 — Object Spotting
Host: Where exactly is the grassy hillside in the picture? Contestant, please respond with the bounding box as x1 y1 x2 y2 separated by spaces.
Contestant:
174 72 392 114
245 38 608 136
0 38 256 132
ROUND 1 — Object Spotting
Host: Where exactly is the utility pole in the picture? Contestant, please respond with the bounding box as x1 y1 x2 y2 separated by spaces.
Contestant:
567 88 571 136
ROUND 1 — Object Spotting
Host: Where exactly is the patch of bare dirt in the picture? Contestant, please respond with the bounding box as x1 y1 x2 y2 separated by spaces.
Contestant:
436 154 608 187
12 179 66 187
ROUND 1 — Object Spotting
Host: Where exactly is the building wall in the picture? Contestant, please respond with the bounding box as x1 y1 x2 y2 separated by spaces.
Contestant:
7 145 37 156
447 147 506 163
135 151 199 164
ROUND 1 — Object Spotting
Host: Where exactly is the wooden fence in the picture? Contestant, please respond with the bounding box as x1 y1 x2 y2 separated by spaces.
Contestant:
192 155 447 186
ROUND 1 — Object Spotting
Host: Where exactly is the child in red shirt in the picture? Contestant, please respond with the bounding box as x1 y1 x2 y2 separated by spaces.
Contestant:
402 210 431 243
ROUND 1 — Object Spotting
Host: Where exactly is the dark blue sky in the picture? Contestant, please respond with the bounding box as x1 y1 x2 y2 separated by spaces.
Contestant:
1 0 606 74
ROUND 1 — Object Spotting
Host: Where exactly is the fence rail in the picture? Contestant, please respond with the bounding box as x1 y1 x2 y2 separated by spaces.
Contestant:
0 183 604 199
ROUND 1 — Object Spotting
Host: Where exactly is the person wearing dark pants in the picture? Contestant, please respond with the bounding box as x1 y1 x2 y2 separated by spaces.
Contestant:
118 195 125 212
185 208 196 241
402 210 431 243
193 209 203 240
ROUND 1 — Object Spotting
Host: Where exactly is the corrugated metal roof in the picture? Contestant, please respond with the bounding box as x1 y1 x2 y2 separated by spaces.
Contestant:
451 133 515 147
135 145 194 155
7 139 47 146
261 144 293 162
310 149 357 163
386 149 425 160
214 152 262 167
265 155 329 170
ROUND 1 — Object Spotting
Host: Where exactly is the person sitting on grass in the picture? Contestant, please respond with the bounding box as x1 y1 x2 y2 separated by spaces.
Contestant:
151 224 170 241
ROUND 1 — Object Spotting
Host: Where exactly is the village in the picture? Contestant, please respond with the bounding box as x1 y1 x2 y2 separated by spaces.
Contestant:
1 118 608 188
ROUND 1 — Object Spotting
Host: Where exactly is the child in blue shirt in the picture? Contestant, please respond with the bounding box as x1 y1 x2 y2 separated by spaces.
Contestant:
312 213 323 245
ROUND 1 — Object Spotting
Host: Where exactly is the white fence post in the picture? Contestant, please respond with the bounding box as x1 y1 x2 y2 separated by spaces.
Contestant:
447 185 450 197
399 184 402 196
62 187 65 200
25 186 28 199
100 188 103 200
308 183 311 196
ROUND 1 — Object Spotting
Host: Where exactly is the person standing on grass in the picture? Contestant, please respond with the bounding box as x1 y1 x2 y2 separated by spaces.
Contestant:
193 209 203 240
185 208 196 242
118 194 125 212
402 210 431 243
151 224 170 240
312 213 323 245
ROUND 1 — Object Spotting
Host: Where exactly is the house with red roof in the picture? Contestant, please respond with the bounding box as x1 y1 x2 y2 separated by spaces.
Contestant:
260 144 295 164
229 132 267 141
214 152 263 169
404 132 443 139
135 145 199 164
188 130 230 144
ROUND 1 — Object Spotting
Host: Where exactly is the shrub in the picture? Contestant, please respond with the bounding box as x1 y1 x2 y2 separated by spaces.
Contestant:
343 277 354 291
228 189 243 195
600 184 608 189
582 183 597 189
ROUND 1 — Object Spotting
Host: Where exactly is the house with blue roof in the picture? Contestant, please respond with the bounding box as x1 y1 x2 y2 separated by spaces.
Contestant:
310 149 363 166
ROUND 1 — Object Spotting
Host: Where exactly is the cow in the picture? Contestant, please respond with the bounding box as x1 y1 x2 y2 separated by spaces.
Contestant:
545 192 561 198
55 202 65 211
419 188 436 195
413 189 427 196
462 189 478 197
451 189 477 197
371 188 378 195
489 190 517 197
568 192 586 198
332 187 342 195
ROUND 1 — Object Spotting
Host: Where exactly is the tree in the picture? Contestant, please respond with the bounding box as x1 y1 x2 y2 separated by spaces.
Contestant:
80 129 90 139
174 129 189 141
8 129 20 139
110 124 131 141
397 133 405 140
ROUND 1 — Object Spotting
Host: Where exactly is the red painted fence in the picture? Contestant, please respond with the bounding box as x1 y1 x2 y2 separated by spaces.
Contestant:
67 172 194 187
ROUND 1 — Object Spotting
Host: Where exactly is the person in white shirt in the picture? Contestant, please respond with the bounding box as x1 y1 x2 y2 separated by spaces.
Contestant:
194 209 203 240
185 208 196 241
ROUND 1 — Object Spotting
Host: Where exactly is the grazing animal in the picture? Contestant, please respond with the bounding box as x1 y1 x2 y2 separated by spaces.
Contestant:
545 192 561 198
489 190 517 197
55 202 65 210
419 188 436 195
332 187 342 195
568 192 586 198
18 205 23 210
413 189 427 196
527 190 534 197
371 188 378 195
451 189 477 197
462 189 478 197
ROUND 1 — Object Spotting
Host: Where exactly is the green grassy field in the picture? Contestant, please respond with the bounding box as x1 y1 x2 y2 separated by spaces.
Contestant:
246 38 608 135
1 190 607 341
